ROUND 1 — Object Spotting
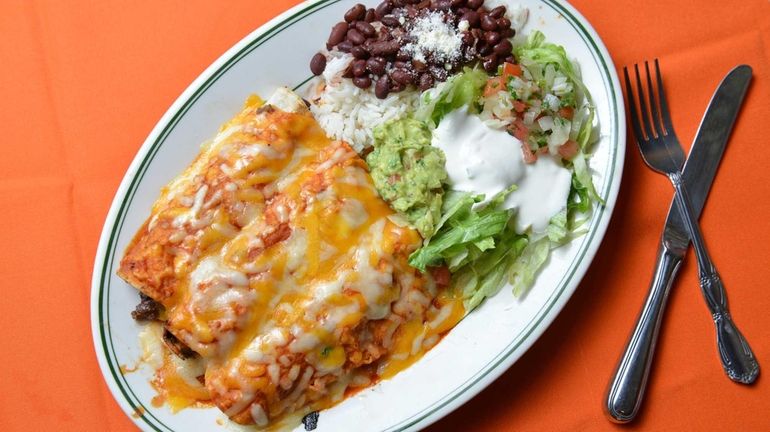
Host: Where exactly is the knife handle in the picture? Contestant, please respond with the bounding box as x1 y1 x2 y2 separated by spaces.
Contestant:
671 177 760 384
604 244 681 423
701 271 760 384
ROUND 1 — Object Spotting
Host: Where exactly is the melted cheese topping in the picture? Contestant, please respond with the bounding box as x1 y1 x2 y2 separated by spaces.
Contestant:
120 91 465 428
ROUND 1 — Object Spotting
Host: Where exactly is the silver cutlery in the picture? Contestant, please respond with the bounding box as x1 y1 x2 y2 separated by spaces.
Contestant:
605 62 758 423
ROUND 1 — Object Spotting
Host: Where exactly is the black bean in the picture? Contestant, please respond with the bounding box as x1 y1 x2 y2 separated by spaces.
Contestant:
352 59 367 77
504 55 515 65
351 46 370 59
366 57 386 75
461 31 475 46
412 59 428 71
434 0 451 11
392 60 408 69
344 4 366 22
342 65 354 78
375 0 393 18
327 22 349 48
418 73 434 90
481 14 498 31
391 68 413 85
482 53 498 72
309 53 327 75
375 75 391 98
381 15 401 27
355 21 377 38
337 40 354 52
369 40 400 56
347 28 366 45
391 27 406 40
450 0 466 9
485 31 501 45
390 80 406 92
365 8 376 22
466 0 483 9
353 76 372 89
416 0 431 8
501 27 515 38
497 17 511 30
489 5 506 18
404 5 419 17
478 41 492 56
460 11 480 27
377 27 394 41
493 39 512 56
396 50 411 61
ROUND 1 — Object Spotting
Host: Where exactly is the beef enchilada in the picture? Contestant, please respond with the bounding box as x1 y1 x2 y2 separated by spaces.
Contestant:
118 88 464 427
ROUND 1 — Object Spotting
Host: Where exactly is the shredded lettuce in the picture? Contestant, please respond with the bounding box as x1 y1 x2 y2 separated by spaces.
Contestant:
573 152 603 205
546 209 569 243
407 191 512 272
457 230 529 310
508 236 551 297
399 31 605 308
514 31 591 104
409 187 535 310
416 67 487 127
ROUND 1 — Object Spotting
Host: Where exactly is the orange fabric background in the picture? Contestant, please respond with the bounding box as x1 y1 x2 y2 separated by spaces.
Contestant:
1 0 769 430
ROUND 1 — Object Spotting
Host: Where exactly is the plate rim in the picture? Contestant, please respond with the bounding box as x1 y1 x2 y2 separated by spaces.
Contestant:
90 0 626 430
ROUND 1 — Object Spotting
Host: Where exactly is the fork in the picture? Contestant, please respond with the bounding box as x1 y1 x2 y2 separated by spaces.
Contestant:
624 60 759 384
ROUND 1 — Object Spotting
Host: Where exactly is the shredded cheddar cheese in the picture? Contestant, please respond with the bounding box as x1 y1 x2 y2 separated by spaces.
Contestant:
118 89 465 428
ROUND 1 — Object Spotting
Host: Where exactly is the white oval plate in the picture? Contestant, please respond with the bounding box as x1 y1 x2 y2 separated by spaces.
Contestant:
91 1 624 430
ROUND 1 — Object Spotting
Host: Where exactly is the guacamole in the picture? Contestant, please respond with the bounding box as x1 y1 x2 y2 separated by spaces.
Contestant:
366 118 447 238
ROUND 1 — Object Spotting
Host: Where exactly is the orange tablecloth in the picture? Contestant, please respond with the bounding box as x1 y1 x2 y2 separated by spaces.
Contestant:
2 1 769 430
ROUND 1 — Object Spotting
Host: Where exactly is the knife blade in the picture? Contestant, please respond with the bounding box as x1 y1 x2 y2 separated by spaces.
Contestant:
663 64 753 254
605 65 753 423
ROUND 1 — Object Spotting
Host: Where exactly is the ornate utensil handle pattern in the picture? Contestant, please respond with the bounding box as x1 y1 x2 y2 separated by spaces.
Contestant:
701 271 760 383
670 174 759 384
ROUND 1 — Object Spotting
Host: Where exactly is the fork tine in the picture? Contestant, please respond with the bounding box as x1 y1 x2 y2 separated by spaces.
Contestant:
634 63 655 140
623 67 647 148
644 61 662 137
654 59 674 134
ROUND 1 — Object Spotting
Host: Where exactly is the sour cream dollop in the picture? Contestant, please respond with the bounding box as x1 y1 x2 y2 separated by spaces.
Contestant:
431 108 572 233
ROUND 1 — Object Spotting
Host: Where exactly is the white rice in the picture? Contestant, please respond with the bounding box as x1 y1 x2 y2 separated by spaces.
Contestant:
306 53 419 153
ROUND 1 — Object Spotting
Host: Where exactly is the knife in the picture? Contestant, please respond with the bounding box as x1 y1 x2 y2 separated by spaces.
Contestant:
604 65 753 423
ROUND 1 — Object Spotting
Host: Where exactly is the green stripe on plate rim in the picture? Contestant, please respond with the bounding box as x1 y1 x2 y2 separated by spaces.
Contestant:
96 0 620 431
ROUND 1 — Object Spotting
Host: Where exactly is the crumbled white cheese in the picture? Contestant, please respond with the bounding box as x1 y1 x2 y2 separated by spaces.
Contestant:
402 12 462 65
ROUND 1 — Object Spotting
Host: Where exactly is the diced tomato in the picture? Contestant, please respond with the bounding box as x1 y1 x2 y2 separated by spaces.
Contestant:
502 62 523 79
508 118 529 142
558 106 574 120
429 265 452 287
558 140 579 160
520 141 537 164
483 77 504 97
513 100 527 113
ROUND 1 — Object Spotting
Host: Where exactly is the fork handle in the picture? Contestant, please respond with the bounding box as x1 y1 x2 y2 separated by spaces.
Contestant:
670 172 759 384
604 244 681 423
